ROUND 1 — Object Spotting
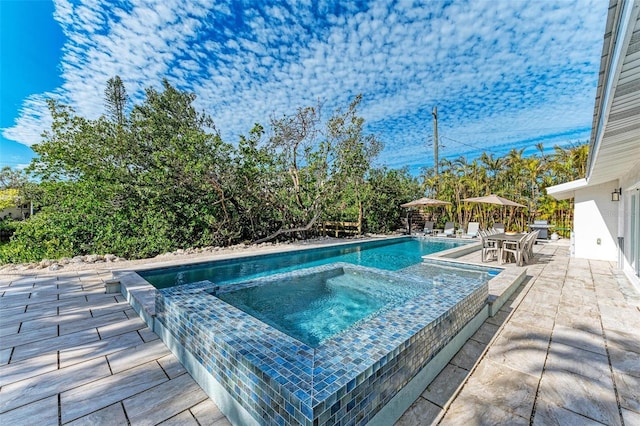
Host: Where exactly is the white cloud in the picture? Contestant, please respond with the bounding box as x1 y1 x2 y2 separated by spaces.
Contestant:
3 93 55 145
2 0 607 172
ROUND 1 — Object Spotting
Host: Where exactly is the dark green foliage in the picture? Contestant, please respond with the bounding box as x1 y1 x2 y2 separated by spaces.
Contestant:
1 78 400 263
2 79 239 262
0 75 587 264
420 143 588 232
363 168 421 233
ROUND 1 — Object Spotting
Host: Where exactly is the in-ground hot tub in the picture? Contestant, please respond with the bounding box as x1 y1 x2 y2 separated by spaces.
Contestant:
216 264 445 347
154 262 492 426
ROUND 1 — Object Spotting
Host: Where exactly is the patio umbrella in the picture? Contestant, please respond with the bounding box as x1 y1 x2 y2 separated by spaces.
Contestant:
400 197 451 208
462 194 525 230
462 194 525 207
400 197 451 233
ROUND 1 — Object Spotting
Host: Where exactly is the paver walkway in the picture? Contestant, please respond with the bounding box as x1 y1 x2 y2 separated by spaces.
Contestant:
398 242 640 425
0 269 230 425
0 240 638 425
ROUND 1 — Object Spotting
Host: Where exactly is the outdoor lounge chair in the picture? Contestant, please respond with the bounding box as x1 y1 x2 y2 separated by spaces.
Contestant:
462 222 480 238
442 221 455 237
422 221 434 235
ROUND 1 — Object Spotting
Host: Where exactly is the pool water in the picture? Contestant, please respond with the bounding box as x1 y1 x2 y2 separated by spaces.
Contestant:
141 237 469 289
217 266 430 347
150 238 499 425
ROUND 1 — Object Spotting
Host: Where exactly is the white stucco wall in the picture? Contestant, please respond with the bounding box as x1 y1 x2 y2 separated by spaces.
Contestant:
0 205 29 220
620 166 640 287
573 181 619 261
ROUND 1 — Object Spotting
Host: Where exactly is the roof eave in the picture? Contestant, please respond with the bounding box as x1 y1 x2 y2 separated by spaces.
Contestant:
586 0 640 182
546 178 589 200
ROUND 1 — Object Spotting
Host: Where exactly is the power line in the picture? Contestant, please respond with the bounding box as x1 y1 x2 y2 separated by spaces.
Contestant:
439 135 485 151
446 125 590 137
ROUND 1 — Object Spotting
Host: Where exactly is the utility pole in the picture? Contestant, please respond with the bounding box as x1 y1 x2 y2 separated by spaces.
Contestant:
431 106 440 197
432 106 439 178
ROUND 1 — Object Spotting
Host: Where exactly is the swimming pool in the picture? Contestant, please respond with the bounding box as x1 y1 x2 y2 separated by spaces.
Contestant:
141 237 471 288
142 237 500 426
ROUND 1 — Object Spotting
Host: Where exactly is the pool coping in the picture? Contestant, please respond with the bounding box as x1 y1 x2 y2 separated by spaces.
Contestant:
112 236 527 425
420 240 527 316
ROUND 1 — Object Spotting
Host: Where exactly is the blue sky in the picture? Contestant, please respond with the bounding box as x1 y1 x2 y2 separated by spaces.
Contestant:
1 0 608 174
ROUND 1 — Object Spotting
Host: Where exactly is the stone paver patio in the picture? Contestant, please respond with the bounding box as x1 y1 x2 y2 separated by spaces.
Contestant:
0 239 638 425
0 269 230 425
399 242 640 426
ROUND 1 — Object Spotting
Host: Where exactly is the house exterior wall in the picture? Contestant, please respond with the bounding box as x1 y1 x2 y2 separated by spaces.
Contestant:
621 165 640 286
573 181 619 262
0 205 29 220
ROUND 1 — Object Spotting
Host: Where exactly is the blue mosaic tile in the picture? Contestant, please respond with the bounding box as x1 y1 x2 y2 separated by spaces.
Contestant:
155 261 492 425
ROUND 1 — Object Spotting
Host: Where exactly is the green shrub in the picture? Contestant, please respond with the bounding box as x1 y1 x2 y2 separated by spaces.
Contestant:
0 213 74 263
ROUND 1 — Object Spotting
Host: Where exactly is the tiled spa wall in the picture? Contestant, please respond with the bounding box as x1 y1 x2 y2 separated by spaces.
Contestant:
155 270 488 426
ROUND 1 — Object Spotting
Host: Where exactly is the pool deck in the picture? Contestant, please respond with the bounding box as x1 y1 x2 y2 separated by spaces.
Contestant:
0 239 638 425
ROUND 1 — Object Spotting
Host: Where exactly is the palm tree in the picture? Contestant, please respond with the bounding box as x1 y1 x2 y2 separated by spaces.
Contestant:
417 143 587 235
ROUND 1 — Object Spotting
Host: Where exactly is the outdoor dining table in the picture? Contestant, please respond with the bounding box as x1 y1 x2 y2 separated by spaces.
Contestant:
484 232 526 264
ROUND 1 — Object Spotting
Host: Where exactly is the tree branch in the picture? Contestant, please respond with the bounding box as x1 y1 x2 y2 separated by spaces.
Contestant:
253 210 321 244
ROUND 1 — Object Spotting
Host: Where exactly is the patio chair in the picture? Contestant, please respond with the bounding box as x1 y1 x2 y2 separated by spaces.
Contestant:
422 221 434 235
501 233 528 265
462 222 480 238
442 221 455 237
480 230 498 262
522 230 540 264
493 223 505 233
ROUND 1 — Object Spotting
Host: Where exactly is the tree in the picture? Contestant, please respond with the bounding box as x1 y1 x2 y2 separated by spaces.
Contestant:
105 75 128 126
227 124 285 241
327 95 382 233
0 188 20 211
6 78 239 261
126 79 236 249
0 166 27 189
364 167 421 233
252 102 330 243
249 95 383 242
0 167 28 213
